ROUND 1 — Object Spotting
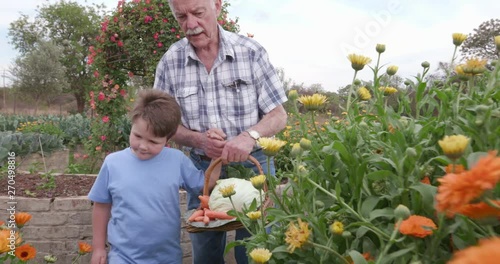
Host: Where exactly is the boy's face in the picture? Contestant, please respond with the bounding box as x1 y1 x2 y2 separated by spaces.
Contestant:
129 117 168 160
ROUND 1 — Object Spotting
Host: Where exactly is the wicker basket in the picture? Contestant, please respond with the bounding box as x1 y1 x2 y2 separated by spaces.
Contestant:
185 155 271 233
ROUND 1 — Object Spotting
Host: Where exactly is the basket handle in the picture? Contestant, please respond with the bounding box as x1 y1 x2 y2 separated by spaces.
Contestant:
203 155 264 196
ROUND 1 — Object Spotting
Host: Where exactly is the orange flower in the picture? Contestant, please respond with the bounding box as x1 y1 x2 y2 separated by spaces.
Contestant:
445 164 465 174
0 229 22 253
15 212 32 228
78 241 92 255
436 151 500 217
14 244 37 261
456 201 500 219
421 176 431 185
448 237 500 264
399 215 437 238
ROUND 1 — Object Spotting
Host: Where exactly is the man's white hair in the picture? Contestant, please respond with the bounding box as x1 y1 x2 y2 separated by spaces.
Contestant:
168 0 217 19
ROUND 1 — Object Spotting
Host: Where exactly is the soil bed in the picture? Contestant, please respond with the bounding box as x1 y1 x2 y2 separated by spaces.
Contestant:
1 172 96 198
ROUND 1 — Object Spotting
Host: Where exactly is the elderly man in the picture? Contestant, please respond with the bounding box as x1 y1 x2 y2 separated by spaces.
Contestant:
154 0 288 263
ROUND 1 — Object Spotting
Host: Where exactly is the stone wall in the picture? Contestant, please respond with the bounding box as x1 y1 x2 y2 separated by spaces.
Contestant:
0 191 236 264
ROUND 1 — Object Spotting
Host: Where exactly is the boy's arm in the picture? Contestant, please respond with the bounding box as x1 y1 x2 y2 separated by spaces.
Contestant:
91 202 111 264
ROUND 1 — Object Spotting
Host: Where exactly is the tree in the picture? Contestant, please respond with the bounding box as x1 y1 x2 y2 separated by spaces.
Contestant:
10 40 68 114
8 1 106 113
460 18 500 60
85 0 240 163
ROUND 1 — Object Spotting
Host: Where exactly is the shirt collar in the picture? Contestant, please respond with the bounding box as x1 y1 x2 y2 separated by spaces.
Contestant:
185 25 235 66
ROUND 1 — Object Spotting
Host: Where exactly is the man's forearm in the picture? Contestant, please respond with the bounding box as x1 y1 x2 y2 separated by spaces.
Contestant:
171 125 204 149
246 105 288 138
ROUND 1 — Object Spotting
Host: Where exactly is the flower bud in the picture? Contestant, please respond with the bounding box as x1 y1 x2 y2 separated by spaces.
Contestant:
342 231 353 239
404 80 411 86
394 204 411 220
405 147 417 158
353 79 362 86
290 143 303 157
314 200 325 209
299 138 312 150
288 89 299 101
44 255 58 263
386 65 399 76
329 221 344 235
376 43 386 53
421 61 430 68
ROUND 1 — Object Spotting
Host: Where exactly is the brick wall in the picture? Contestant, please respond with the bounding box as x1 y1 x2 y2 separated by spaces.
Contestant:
0 191 236 264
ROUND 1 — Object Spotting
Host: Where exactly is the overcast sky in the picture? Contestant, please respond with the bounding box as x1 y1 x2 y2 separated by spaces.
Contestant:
1 0 499 91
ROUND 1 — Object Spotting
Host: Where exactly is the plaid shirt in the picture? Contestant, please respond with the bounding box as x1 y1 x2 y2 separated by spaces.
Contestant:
154 26 287 142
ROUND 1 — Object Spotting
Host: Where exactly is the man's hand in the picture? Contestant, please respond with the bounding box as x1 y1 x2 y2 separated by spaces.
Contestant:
202 128 226 158
220 132 256 163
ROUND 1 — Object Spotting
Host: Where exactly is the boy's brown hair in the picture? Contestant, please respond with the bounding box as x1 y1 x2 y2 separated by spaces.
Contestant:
130 89 181 139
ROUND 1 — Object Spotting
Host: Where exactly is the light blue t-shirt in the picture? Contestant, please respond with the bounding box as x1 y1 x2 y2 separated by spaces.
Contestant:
88 147 205 264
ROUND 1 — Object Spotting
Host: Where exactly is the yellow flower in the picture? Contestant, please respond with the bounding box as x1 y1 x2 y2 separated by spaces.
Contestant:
438 135 470 160
329 221 344 235
357 87 371 100
452 33 467 46
298 94 327 111
257 137 287 156
378 86 398 95
455 64 472 80
285 218 311 253
288 89 299 100
495 35 500 51
218 184 236 198
249 248 272 264
348 54 372 71
386 65 399 76
246 211 262 221
250 174 266 190
462 58 487 75
376 43 386 54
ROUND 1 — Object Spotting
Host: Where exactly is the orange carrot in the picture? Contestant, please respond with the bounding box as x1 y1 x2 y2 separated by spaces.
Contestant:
188 209 205 222
198 195 210 209
204 209 236 220
203 215 210 225
193 216 205 222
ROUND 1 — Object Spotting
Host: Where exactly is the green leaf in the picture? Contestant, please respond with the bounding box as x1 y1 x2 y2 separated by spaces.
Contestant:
348 250 368 264
360 196 381 218
409 182 437 214
383 246 415 262
366 170 395 181
332 141 351 163
369 208 394 220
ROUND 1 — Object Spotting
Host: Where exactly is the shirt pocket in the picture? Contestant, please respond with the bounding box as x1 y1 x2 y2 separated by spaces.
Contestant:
222 78 257 117
175 86 200 126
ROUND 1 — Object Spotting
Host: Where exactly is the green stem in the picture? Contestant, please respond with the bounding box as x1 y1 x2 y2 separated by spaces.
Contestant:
258 189 266 236
229 197 255 236
345 71 358 112
375 220 402 264
72 254 81 264
445 46 458 84
311 111 325 144
310 242 350 264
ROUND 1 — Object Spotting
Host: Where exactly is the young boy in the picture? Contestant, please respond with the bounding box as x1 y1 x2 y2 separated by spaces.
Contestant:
89 90 219 264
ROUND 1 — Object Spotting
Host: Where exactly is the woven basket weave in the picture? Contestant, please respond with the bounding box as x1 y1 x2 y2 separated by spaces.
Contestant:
186 155 271 233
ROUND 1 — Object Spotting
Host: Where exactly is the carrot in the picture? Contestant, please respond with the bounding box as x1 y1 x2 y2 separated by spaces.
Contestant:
188 209 205 222
204 209 236 220
193 216 205 222
203 215 210 225
198 195 210 209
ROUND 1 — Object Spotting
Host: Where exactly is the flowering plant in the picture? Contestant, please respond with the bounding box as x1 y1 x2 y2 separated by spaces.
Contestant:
229 34 500 263
0 213 92 263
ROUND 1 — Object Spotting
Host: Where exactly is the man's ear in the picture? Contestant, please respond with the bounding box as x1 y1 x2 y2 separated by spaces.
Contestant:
215 0 222 17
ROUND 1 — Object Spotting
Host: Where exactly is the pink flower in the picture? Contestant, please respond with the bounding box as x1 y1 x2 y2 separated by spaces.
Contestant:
157 42 163 48
98 92 105 101
176 34 180 39
144 16 153 23
101 135 107 141
102 116 110 123
82 154 89 159
117 40 123 47
170 28 176 33
120 89 127 96
110 36 116 42
128 72 134 77
153 32 159 40
163 18 168 23
89 91 94 98
73 153 81 159
114 16 118 23
93 71 99 78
